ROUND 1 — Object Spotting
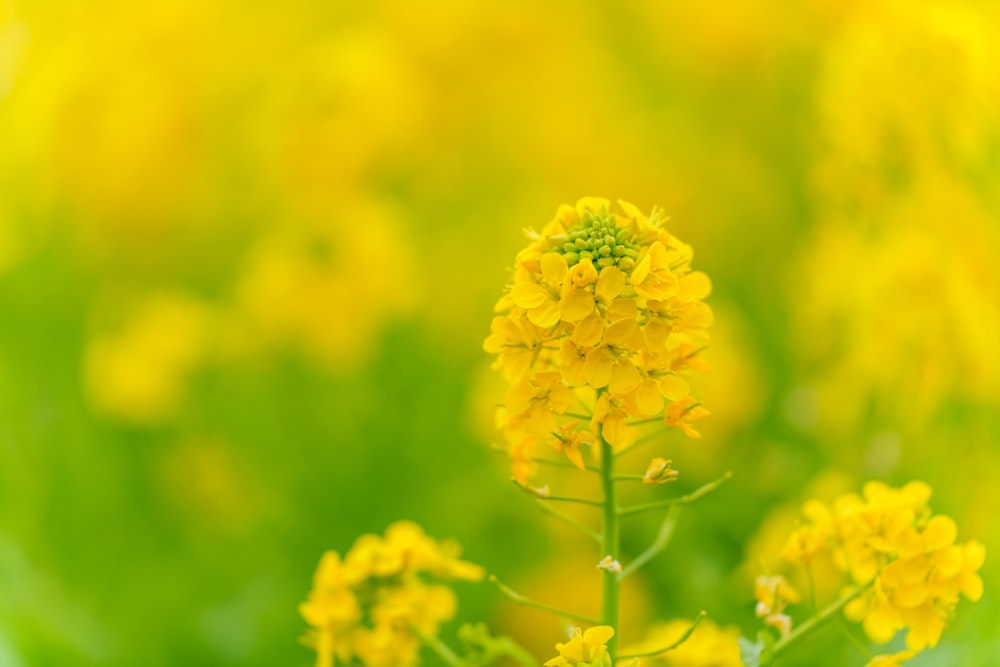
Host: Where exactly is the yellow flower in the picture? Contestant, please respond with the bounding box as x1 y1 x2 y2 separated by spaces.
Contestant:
544 625 615 667
754 575 800 638
643 458 679 485
549 421 596 471
781 481 984 652
300 522 482 667
486 199 712 483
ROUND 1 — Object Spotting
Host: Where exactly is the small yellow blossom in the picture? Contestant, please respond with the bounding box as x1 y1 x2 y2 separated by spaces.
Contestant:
865 649 918 667
597 555 622 574
754 575 800 638
486 199 712 483
544 625 615 667
300 522 483 667
643 458 679 485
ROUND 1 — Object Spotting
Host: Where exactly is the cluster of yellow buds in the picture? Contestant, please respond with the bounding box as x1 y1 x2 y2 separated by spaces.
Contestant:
782 481 985 657
299 521 484 667
484 198 712 484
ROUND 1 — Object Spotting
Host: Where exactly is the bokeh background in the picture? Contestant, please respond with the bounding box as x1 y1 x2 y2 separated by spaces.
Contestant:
1 0 999 665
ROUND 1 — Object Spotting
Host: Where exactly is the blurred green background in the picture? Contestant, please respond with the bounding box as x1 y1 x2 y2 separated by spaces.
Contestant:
1 1 999 665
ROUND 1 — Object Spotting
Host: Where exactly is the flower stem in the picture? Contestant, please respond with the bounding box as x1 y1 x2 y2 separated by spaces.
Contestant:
617 471 732 517
411 624 464 667
599 434 620 659
489 575 601 625
767 585 869 663
533 498 602 542
617 611 707 659
619 504 681 580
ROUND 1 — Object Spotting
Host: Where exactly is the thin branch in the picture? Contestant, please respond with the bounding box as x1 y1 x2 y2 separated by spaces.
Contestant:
617 611 708 659
618 471 732 517
535 457 601 473
410 623 463 667
512 480 604 506
612 430 661 459
489 575 601 625
533 498 602 542
619 504 681 579
769 584 870 660
611 474 649 482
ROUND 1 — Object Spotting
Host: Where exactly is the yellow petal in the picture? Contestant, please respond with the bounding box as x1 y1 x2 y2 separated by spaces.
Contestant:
609 361 641 394
659 375 690 401
511 282 550 309
595 266 625 301
605 298 638 322
583 624 615 646
679 270 712 299
583 348 613 388
630 254 651 285
573 313 604 347
960 572 984 601
561 288 595 322
540 252 568 286
862 608 900 643
923 515 957 550
635 380 664 415
527 300 561 328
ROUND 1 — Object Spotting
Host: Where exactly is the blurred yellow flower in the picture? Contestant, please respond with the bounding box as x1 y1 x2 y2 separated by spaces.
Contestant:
781 481 984 652
544 625 614 667
84 292 213 424
300 521 483 667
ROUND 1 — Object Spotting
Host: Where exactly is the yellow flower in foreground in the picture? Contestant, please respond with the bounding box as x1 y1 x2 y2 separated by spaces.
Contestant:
781 481 984 654
300 521 483 667
486 199 712 483
544 626 615 667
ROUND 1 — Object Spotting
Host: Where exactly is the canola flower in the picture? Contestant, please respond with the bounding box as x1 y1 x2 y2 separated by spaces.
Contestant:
484 198 712 484
760 481 985 664
299 521 484 667
544 626 615 667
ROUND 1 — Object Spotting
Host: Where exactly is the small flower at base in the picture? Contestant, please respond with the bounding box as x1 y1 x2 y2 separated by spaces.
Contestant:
643 457 679 484
597 555 622 574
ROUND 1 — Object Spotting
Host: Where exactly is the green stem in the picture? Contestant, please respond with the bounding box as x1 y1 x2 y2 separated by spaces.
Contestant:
617 471 732 517
619 504 681 580
411 624 464 667
767 585 869 663
617 611 707 659
489 575 601 625
533 498 602 542
599 434 620 659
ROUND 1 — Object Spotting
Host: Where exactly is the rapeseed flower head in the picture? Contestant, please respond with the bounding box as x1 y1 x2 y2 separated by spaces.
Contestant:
300 521 483 667
781 481 984 655
544 625 615 667
485 198 712 483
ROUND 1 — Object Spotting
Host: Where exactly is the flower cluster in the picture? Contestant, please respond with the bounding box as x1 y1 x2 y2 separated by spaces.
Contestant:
299 521 484 667
753 575 799 638
484 198 712 484
545 626 615 667
782 481 984 656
